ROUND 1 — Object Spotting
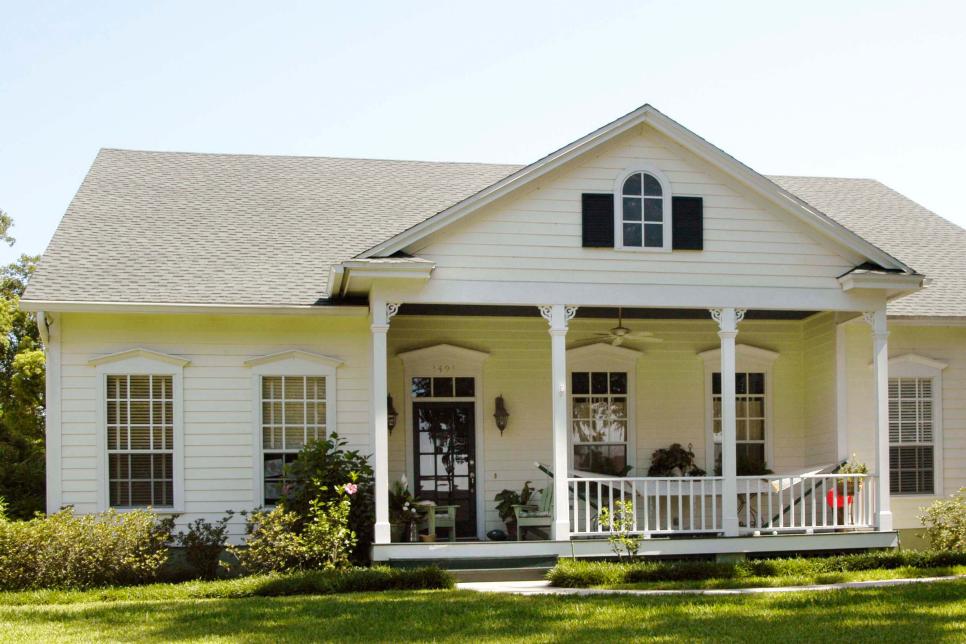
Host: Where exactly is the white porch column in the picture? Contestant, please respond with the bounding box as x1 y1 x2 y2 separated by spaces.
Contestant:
540 304 577 540
371 301 400 544
865 309 893 531
711 307 744 537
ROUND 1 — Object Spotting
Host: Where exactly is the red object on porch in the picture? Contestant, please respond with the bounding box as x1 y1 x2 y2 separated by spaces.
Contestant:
826 490 854 508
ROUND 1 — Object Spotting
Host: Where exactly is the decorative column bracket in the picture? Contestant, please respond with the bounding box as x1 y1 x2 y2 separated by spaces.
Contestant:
539 305 578 327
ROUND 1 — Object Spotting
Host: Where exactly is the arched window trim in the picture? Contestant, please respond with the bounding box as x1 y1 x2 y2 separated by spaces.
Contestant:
613 165 673 252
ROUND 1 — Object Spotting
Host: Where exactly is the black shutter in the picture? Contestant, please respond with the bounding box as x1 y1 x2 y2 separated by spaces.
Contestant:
582 193 614 247
672 196 703 250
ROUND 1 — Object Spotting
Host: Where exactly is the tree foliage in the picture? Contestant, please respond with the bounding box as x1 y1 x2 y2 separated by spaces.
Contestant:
0 211 45 518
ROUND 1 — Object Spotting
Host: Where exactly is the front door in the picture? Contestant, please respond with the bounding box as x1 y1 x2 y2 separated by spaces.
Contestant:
412 401 476 538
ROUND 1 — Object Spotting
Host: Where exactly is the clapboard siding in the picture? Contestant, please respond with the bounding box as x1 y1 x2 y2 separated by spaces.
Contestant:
803 312 837 466
55 312 372 537
410 125 861 291
844 323 966 529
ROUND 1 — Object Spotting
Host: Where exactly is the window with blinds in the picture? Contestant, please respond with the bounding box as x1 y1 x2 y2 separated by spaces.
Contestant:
261 376 327 504
107 374 174 508
889 377 935 494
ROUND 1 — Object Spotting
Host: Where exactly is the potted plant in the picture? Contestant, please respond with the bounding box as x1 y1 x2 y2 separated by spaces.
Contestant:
389 476 420 542
648 443 706 477
495 481 534 539
834 454 868 497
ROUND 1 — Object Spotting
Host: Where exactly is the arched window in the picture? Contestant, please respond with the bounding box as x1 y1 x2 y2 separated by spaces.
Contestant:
620 171 667 249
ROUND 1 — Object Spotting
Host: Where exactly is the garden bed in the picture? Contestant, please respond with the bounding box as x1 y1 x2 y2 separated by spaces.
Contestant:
547 550 966 590
0 567 453 606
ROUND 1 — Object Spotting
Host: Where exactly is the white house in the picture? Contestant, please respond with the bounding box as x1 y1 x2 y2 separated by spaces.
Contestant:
23 104 965 565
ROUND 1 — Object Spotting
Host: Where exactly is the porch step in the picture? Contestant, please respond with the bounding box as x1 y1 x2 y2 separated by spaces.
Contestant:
450 567 552 583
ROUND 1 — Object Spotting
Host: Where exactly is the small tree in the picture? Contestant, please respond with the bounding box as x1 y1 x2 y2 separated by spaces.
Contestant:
598 500 641 561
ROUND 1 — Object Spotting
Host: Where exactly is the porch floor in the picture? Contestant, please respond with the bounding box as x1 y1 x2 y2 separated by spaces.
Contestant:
372 531 899 567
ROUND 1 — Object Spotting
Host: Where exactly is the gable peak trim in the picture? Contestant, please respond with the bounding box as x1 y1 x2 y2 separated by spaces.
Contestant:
698 343 779 366
395 343 490 366
243 350 344 369
88 347 190 367
889 353 948 372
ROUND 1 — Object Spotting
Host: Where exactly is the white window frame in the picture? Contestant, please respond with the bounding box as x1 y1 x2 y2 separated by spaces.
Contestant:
699 344 778 473
245 350 342 506
613 165 672 252
887 354 946 498
90 348 188 513
396 343 489 540
567 343 641 474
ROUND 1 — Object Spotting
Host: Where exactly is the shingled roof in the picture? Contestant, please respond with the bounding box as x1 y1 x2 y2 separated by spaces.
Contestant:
23 148 963 316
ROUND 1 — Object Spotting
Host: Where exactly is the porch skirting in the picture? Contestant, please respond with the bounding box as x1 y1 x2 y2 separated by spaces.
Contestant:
371 531 899 564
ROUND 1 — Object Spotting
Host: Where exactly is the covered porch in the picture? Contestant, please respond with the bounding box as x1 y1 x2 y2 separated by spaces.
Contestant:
367 303 896 562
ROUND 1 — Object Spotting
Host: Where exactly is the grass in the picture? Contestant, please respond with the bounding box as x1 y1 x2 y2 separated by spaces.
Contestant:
547 550 966 590
0 567 453 606
0 582 963 642
603 566 966 590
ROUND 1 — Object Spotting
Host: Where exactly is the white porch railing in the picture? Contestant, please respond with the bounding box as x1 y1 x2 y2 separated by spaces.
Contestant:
568 474 877 537
737 474 877 533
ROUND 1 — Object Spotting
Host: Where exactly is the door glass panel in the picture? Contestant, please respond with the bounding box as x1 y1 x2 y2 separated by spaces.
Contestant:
413 402 476 537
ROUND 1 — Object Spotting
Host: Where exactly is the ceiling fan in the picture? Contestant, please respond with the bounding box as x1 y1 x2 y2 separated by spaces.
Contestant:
594 307 663 347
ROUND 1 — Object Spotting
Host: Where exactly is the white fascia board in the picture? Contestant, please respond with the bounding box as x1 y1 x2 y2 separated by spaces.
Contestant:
19 299 368 317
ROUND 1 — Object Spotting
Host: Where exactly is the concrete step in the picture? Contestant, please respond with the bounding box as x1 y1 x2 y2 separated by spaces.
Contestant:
451 567 551 583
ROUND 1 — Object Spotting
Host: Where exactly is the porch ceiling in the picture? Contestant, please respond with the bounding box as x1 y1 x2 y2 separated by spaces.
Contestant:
396 304 818 320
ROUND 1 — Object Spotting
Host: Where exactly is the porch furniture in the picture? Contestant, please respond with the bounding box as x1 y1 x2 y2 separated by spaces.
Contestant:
512 486 553 541
416 503 459 542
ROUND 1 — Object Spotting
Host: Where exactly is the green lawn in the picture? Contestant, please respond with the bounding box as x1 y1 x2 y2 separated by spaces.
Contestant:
603 565 966 591
1 581 964 643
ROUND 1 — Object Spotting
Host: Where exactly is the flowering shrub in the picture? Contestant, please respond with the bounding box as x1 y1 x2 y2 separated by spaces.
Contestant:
229 484 358 574
174 512 234 579
280 434 374 562
0 501 173 590
920 488 966 551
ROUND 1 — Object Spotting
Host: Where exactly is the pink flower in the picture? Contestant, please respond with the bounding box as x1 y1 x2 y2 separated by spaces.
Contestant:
344 483 358 495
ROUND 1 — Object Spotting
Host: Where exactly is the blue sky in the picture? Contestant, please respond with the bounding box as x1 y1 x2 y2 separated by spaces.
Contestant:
1 1 964 264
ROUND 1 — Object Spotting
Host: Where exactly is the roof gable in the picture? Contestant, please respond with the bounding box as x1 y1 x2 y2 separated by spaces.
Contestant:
358 104 912 274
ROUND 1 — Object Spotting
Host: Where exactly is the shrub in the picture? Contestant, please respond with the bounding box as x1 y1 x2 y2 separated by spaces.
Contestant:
0 505 173 590
229 484 358 574
547 550 966 588
598 500 641 561
228 506 305 575
174 512 234 580
281 434 374 562
920 488 966 551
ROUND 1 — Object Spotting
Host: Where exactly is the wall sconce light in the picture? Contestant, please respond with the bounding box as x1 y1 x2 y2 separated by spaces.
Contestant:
387 395 398 434
494 395 510 435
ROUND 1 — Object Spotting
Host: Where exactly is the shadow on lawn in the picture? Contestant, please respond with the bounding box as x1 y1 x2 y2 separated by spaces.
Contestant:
3 581 965 643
